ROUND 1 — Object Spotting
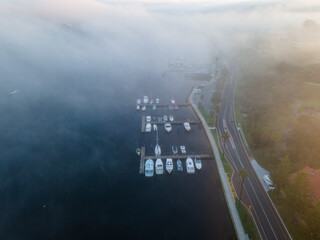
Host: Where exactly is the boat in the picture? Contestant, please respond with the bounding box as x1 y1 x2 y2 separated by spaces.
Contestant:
155 131 161 156
180 145 186 154
145 159 154 177
145 123 152 132
155 98 160 104
153 124 158 131
163 115 168 121
186 157 195 174
166 158 173 173
177 159 183 171
155 159 164 175
168 105 174 110
169 115 174 121
143 96 149 104
150 99 154 104
171 97 175 104
173 104 178 110
146 116 151 122
136 147 141 156
195 156 202 170
184 122 191 131
158 116 162 122
152 105 156 111
142 105 146 111
136 105 140 111
164 122 172 132
171 145 178 155
136 98 141 105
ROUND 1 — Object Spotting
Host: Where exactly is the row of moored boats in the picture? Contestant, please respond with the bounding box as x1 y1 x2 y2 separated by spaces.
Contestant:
136 96 178 111
145 157 202 177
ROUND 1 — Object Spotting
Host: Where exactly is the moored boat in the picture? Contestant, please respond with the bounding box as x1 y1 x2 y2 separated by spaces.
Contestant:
143 96 149 104
164 122 172 132
184 122 191 131
186 157 195 174
142 105 146 111
177 159 183 171
145 159 154 177
136 147 141 156
166 158 173 173
155 159 163 175
195 156 202 170
153 105 156 111
136 105 140 111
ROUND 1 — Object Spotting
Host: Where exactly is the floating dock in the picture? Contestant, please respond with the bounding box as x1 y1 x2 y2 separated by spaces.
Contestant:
142 103 191 108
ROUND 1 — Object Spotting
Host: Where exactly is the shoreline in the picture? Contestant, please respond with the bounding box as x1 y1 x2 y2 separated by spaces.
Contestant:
187 86 247 240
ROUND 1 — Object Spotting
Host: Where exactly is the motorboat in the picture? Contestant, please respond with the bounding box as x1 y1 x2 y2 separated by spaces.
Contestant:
150 99 154 104
170 97 175 104
184 122 191 131
163 115 168 121
155 98 160 104
168 105 174 110
142 105 146 111
143 96 149 104
169 115 174 121
166 158 173 173
145 159 154 177
158 116 162 122
164 122 172 132
145 123 152 132
152 105 156 111
194 156 202 170
186 157 195 174
155 159 164 175
177 159 183 172
136 147 141 156
136 105 140 111
146 116 151 122
153 124 158 131
173 104 178 110
180 145 186 154
136 98 142 105
171 145 178 155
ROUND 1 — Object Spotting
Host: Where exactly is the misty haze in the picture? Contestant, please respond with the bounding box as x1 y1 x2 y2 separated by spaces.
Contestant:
1 0 320 239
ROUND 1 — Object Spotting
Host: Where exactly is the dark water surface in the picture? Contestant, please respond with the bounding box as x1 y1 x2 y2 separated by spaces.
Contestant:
0 70 235 239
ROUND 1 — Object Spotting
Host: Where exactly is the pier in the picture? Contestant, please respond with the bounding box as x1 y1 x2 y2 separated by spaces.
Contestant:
142 103 191 108
139 146 146 174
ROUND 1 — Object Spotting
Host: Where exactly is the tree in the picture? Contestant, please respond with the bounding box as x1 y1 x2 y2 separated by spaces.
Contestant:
285 172 312 216
215 105 221 114
305 201 320 240
271 156 292 191
239 168 249 201
222 132 229 156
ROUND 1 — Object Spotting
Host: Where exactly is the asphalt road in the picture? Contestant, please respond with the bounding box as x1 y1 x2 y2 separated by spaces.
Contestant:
216 62 291 240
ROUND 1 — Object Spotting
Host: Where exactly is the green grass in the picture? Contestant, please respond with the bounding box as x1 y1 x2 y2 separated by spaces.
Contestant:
198 104 216 124
235 198 260 240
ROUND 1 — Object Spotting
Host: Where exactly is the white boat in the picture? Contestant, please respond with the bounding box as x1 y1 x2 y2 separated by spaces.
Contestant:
186 157 195 174
145 159 154 177
146 116 151 122
153 124 158 131
142 105 146 111
164 122 172 132
184 122 191 131
194 156 202 170
166 158 173 173
169 115 174 121
170 97 175 104
155 144 161 156
136 98 142 104
155 159 164 175
155 98 160 104
163 115 168 121
136 105 140 111
150 99 154 104
180 145 186 154
143 96 149 104
145 123 152 132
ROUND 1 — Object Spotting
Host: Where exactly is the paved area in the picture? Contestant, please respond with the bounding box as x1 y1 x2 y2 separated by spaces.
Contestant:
251 160 270 192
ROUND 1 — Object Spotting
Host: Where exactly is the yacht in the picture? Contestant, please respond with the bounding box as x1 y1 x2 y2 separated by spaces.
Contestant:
136 98 142 105
166 158 173 174
155 159 164 175
155 131 161 156
142 105 146 111
155 98 160 104
170 97 175 104
153 124 158 131
163 115 168 121
143 96 149 104
145 159 154 177
136 105 140 111
184 122 191 131
164 122 172 132
169 115 174 121
194 156 202 170
186 157 195 174
177 159 183 172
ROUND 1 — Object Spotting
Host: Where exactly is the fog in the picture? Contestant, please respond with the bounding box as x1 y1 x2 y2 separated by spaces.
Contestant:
1 0 320 238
